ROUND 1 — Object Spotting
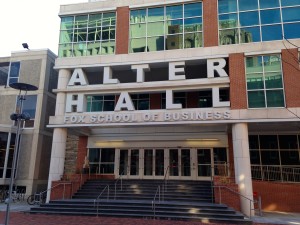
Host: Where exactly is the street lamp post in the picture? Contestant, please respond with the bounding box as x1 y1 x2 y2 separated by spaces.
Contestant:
4 82 37 225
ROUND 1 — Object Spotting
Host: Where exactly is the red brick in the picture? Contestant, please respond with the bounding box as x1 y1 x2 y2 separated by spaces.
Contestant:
229 53 248 109
203 0 218 47
116 7 129 54
281 48 300 107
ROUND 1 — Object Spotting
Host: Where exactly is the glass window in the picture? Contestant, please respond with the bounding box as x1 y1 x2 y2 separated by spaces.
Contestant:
131 94 150 110
218 0 237 13
0 62 9 86
8 62 20 85
282 7 300 22
281 0 300 6
166 5 183 19
218 0 300 45
130 2 202 53
250 151 261 164
184 2 202 17
22 95 37 119
198 90 212 108
86 95 115 112
238 0 258 11
260 135 278 149
219 14 238 28
59 12 116 58
261 150 280 165
279 135 298 149
246 55 284 108
148 7 164 22
260 9 281 25
239 11 259 26
240 26 261 43
261 25 282 41
249 135 260 149
259 0 280 8
284 23 300 39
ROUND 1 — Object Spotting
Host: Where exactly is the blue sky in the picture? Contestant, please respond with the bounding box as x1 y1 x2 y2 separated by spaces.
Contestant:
0 0 86 57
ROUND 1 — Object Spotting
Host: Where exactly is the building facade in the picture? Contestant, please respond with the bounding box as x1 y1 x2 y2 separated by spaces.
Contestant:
0 49 57 196
49 0 300 215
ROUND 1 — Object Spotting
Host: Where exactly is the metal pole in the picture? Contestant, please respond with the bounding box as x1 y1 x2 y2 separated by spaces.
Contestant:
4 94 24 225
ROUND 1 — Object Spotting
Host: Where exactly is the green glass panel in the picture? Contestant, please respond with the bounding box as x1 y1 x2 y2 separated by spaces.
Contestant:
166 5 183 19
89 14 102 27
130 38 147 52
263 55 281 71
74 28 87 42
101 41 115 54
166 20 183 34
166 34 183 50
59 30 73 43
219 29 239 45
248 91 266 108
130 9 146 23
87 101 92 112
58 44 73 57
147 36 164 51
184 32 202 48
91 101 103 111
266 90 284 107
219 13 238 28
73 43 87 57
102 26 115 40
130 24 146 38
184 2 202 17
184 18 202 32
75 15 88 28
87 27 101 41
247 73 264 89
265 72 283 89
148 7 164 22
61 17 74 30
87 42 101 56
102 13 116 26
147 22 164 36
246 56 263 73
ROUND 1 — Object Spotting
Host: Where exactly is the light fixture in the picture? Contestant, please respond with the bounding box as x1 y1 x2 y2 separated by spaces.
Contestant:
186 138 219 141
22 43 29 50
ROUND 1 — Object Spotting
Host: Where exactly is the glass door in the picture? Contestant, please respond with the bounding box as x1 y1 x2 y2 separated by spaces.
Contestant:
197 149 212 178
88 148 115 174
130 149 139 177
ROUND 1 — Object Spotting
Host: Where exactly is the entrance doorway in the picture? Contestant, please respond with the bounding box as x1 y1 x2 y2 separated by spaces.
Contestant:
116 148 228 180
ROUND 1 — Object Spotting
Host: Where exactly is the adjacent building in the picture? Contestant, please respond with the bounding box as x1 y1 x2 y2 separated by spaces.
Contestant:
48 0 300 215
0 49 57 196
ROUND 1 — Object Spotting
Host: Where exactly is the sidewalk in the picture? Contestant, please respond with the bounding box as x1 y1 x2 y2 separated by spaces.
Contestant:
0 202 299 225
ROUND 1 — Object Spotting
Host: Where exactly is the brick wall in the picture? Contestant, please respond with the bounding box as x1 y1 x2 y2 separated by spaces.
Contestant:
229 53 248 109
76 136 88 173
203 0 218 47
213 176 241 212
281 48 300 107
116 7 129 54
150 93 161 109
253 180 300 212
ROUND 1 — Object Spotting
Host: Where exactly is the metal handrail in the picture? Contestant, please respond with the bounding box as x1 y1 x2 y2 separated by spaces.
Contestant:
152 165 169 220
162 165 170 201
114 171 124 200
94 185 110 217
41 182 72 203
214 185 262 218
152 185 160 220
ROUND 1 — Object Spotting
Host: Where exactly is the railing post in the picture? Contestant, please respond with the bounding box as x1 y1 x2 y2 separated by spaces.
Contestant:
63 184 65 199
258 196 262 216
219 186 221 204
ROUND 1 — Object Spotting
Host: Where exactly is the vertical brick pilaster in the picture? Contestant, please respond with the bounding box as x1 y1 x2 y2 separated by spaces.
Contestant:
150 93 161 109
76 136 88 173
203 0 218 47
281 48 300 107
229 53 248 109
116 6 129 54
187 92 198 108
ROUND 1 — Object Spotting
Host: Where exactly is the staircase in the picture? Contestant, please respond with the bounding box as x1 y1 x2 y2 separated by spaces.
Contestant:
28 179 252 224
